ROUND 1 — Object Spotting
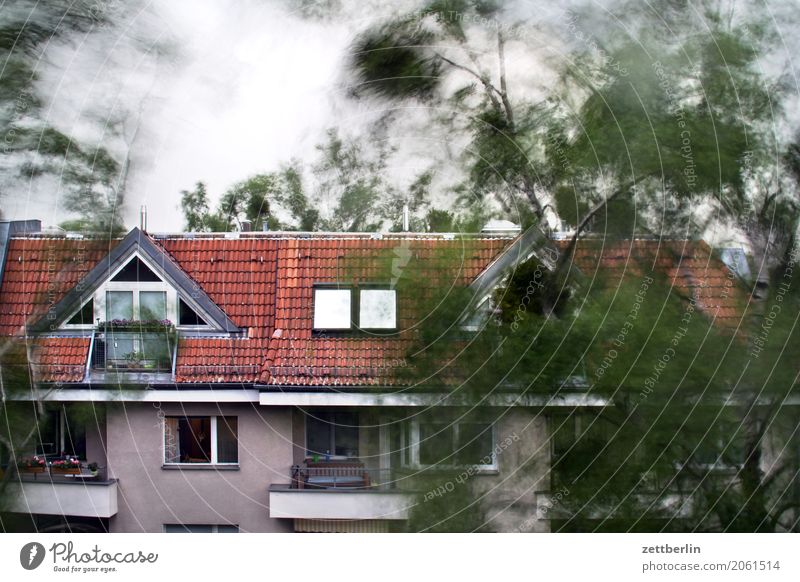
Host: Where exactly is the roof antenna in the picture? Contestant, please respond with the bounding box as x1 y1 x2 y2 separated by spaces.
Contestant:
140 205 147 232
402 204 409 232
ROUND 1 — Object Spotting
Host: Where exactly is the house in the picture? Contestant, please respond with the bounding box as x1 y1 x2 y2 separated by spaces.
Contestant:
0 218 765 532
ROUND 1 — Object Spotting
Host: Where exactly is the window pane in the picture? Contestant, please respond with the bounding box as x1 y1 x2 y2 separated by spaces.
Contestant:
306 412 333 457
140 291 167 320
217 417 238 463
164 524 213 533
456 423 494 466
106 291 133 321
359 289 396 329
178 417 211 463
164 417 179 463
179 298 206 326
141 333 172 369
419 423 455 466
66 300 94 325
63 406 87 459
333 412 359 457
313 289 351 329
105 333 135 365
35 408 59 456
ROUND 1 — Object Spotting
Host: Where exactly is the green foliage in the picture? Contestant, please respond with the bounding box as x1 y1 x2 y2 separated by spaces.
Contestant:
0 1 126 232
350 21 441 101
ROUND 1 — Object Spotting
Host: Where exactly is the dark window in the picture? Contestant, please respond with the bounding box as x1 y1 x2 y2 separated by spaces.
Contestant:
455 423 493 466
164 416 238 464
305 410 359 458
178 417 211 463
179 298 207 326
418 421 494 467
164 524 238 533
419 423 455 466
33 405 87 458
111 257 161 282
66 300 94 325
216 417 238 463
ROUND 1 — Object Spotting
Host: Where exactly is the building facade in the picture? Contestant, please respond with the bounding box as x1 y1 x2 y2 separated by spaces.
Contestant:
0 219 761 532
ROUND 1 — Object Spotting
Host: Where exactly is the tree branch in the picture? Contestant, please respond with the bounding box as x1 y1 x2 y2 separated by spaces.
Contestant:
434 51 504 113
497 31 515 132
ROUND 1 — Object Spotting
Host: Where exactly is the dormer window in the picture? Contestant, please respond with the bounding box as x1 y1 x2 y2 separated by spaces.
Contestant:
312 285 397 332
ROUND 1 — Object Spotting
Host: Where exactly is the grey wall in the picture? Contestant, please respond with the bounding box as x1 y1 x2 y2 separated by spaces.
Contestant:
106 402 293 532
474 410 551 533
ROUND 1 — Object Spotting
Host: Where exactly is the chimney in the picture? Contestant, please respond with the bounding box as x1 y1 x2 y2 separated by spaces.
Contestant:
262 221 270 232
140 206 147 232
240 219 252 232
402 204 409 232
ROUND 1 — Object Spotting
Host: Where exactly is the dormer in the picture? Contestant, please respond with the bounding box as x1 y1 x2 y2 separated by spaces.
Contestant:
30 228 241 381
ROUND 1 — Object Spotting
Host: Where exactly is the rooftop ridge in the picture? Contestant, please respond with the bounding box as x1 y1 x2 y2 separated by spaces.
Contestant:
11 230 518 241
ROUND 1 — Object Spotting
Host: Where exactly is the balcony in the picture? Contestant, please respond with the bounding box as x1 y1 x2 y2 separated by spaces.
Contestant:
89 325 176 382
5 473 118 519
269 462 412 521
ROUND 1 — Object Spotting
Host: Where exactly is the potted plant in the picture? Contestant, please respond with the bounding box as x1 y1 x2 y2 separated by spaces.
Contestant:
17 456 46 474
88 462 99 478
50 457 82 475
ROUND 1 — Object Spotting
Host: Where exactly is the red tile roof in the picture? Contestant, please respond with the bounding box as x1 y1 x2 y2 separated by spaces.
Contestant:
0 238 116 335
0 232 747 385
0 232 509 385
556 238 748 328
30 337 90 383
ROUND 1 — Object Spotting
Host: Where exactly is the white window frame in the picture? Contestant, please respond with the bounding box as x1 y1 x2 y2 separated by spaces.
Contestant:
406 418 498 472
59 252 183 329
312 285 399 332
62 298 95 330
162 415 239 466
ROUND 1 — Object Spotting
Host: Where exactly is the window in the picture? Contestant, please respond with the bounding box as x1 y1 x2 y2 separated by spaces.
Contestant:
106 291 133 320
359 289 397 329
163 416 238 464
111 257 162 282
179 298 208 326
409 419 496 470
305 410 359 458
140 291 167 320
313 288 352 329
33 405 87 458
107 290 170 322
312 286 397 331
163 524 238 533
66 299 94 326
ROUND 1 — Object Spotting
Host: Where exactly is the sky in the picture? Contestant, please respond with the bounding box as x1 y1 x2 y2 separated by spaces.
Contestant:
2 0 798 238
2 0 420 231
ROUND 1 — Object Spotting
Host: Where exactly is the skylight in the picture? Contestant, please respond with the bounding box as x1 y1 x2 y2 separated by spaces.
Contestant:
359 289 397 329
313 288 352 329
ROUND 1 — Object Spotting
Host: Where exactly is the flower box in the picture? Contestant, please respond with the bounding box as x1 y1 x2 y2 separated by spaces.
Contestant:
20 466 46 474
50 467 81 475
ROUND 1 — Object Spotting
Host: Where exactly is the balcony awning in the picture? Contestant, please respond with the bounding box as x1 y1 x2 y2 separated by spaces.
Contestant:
293 519 390 533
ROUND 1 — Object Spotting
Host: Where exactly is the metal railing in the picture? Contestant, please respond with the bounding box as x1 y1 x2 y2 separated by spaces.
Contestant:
291 462 397 491
92 330 174 372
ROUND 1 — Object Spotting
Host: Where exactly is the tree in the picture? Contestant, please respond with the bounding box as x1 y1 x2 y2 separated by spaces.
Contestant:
0 1 165 233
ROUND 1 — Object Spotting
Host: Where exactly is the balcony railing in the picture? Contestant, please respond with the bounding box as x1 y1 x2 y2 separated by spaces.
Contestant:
92 329 175 372
290 461 397 491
